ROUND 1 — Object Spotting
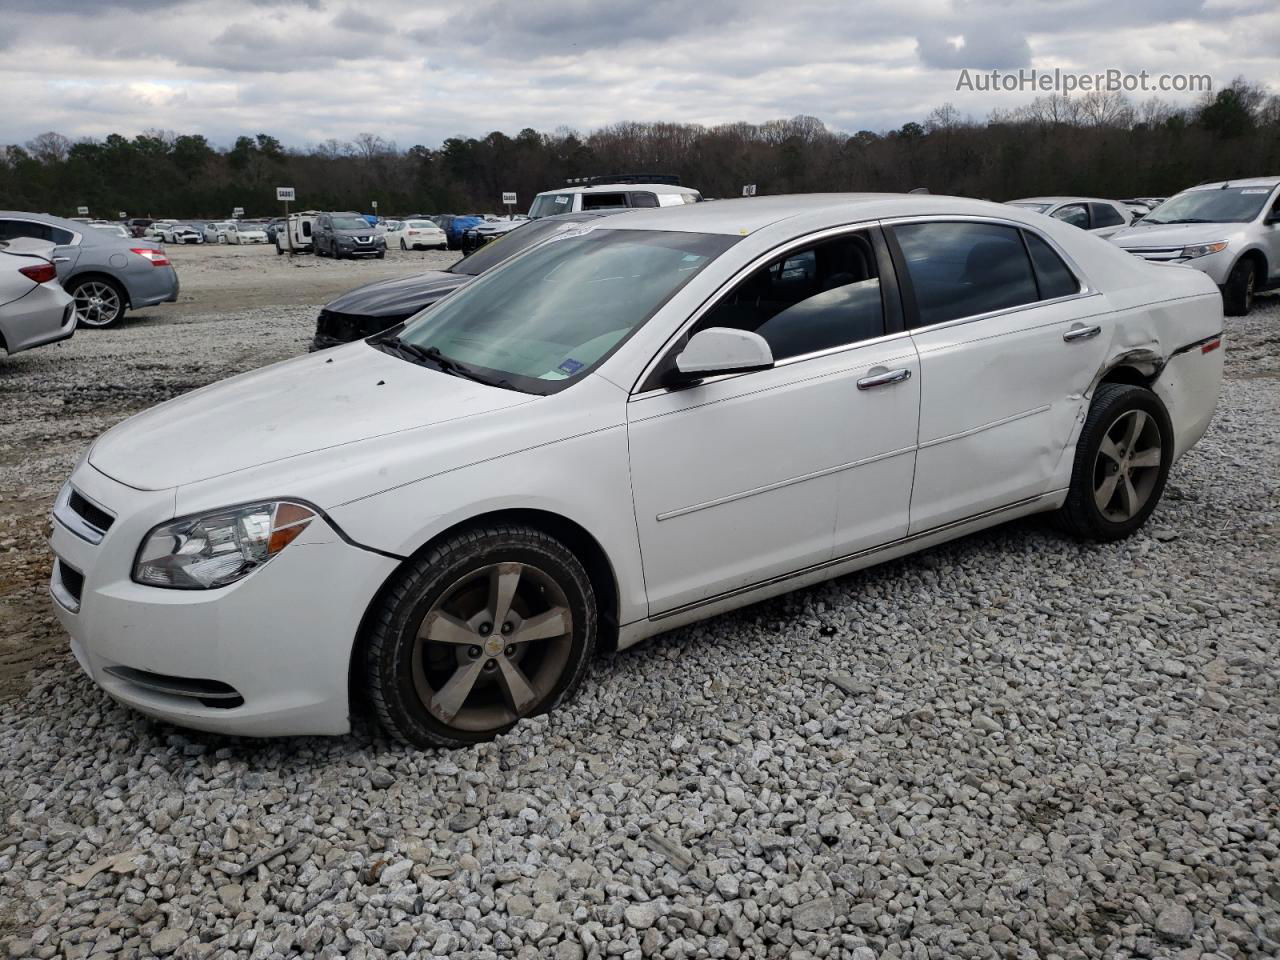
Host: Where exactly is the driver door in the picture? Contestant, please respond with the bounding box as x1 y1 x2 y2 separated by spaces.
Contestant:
627 227 921 615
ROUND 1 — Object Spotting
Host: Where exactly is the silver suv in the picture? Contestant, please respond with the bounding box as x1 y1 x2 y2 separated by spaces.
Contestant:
1109 176 1280 315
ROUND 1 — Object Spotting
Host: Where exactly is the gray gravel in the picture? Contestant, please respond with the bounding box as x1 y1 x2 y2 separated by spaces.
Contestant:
0 288 1277 959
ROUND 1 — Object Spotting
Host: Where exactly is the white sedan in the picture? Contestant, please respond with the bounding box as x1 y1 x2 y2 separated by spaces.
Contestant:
204 221 234 243
227 223 269 244
386 219 448 250
49 194 1223 747
1004 197 1134 238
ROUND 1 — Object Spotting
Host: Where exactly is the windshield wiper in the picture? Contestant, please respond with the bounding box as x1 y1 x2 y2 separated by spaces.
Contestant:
1147 218 1213 224
375 336 516 390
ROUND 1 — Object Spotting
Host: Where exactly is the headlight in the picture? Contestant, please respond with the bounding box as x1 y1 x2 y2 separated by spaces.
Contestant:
1181 241 1228 259
133 501 315 589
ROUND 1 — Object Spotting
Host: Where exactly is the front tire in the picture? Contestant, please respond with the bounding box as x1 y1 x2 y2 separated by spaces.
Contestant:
400 240 407 250
1056 383 1173 541
1222 259 1256 316
364 524 597 748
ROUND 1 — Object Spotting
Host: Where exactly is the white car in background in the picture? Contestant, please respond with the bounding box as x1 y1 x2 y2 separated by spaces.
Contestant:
1 238 76 355
158 223 203 244
1005 197 1134 238
528 178 702 218
227 223 269 245
204 221 234 243
89 223 132 239
49 194 1223 747
144 221 175 241
385 219 448 250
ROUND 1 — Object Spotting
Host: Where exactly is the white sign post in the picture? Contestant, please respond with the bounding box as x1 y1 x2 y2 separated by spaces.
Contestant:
232 206 244 218
77 205 89 216
741 184 757 197
502 191 517 217
276 187 296 254
118 211 127 220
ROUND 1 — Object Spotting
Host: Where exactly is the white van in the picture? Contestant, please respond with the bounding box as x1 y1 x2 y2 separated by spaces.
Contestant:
274 212 319 254
528 177 702 219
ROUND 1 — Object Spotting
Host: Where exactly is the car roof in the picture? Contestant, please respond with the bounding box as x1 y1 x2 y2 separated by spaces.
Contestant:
1186 176 1280 191
1008 196 1120 205
592 193 1071 236
536 183 699 197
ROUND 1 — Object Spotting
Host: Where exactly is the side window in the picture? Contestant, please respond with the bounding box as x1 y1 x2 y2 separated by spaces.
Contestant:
892 221 1039 327
1024 232 1081 300
50 226 74 245
582 192 628 210
302 221 312 238
1051 204 1090 229
628 191 660 208
0 219 54 242
1090 203 1126 228
693 232 885 361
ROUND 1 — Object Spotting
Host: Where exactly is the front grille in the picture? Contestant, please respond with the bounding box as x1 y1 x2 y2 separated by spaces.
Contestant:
104 666 244 709
69 491 114 534
1124 246 1185 262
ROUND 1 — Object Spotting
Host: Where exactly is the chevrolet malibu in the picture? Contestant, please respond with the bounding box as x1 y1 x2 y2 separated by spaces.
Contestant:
49 195 1224 748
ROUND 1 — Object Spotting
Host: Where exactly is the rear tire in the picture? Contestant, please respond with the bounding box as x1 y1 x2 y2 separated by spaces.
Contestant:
364 524 597 748
1222 258 1256 316
1056 383 1173 542
68 277 127 328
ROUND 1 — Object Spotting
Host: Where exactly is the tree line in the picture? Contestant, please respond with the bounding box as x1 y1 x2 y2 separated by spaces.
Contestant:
2 78 1277 220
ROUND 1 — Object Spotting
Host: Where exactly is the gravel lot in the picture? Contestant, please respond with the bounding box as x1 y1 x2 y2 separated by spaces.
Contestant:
0 246 1276 960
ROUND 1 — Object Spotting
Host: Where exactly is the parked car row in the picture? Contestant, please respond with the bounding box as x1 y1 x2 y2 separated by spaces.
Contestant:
0 211 179 328
1004 177 1280 315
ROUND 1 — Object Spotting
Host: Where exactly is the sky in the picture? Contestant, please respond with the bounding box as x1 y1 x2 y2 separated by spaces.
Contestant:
1 0 1278 150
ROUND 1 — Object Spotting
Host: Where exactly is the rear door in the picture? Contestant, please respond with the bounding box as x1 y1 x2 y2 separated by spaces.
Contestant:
887 218 1111 533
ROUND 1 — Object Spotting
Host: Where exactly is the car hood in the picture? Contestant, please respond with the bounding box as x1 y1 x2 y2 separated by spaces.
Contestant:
88 343 531 490
324 270 470 317
1110 222 1236 248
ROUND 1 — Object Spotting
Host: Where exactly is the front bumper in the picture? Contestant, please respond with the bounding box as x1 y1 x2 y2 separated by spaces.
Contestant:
1118 246 1234 285
47 463 400 737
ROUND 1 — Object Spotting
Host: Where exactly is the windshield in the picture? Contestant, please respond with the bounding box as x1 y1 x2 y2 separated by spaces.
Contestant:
528 193 575 219
1144 186 1276 224
331 216 370 230
1007 201 1051 213
449 218 580 276
392 228 735 392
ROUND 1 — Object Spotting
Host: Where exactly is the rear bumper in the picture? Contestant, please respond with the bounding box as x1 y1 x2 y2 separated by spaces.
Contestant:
127 266 180 307
1153 334 1225 462
0 285 75 354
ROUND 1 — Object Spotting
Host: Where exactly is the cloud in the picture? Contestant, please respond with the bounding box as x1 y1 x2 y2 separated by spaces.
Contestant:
0 0 1273 148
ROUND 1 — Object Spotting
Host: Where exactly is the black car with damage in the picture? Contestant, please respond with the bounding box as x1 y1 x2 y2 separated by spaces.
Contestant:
311 211 622 350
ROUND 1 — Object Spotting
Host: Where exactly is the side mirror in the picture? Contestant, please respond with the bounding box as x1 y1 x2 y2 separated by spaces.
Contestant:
669 327 773 386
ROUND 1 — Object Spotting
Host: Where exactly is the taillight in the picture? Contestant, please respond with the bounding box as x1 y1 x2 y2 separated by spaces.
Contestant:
18 263 57 284
131 247 171 267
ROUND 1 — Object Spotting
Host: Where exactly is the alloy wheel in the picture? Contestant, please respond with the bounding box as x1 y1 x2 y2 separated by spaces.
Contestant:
72 281 122 327
411 562 573 732
1092 409 1162 521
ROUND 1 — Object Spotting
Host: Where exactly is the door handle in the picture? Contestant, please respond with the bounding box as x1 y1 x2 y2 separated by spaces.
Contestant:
52 256 71 263
1063 324 1102 342
857 367 912 390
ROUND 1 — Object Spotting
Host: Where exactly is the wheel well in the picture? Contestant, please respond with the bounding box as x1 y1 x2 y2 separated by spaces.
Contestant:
347 508 623 717
66 271 131 307
1235 248 1268 280
1096 364 1152 389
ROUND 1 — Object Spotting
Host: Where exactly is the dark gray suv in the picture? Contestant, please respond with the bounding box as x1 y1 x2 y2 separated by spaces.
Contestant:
0 211 179 327
312 213 386 260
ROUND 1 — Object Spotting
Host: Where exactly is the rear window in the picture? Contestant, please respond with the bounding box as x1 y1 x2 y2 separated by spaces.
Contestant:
1024 233 1081 300
893 221 1039 327
581 193 628 210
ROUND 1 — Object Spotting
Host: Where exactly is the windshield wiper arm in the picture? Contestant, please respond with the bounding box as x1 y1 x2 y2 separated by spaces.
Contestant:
375 336 515 390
